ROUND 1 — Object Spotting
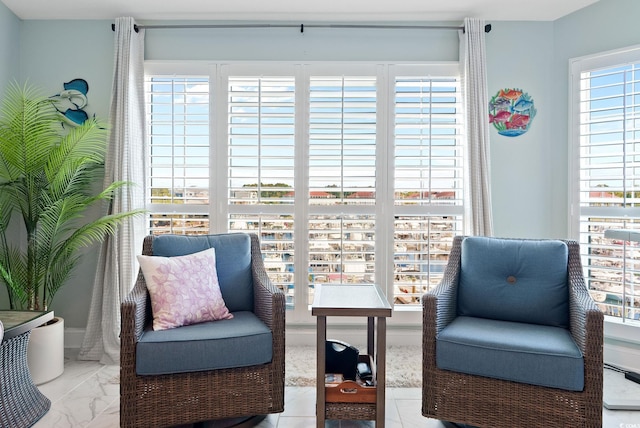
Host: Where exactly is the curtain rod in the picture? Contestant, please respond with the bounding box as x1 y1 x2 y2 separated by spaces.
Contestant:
111 22 491 33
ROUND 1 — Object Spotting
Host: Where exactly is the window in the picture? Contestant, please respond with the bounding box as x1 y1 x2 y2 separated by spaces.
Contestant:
147 73 210 234
570 46 640 322
392 72 463 304
307 74 378 304
145 62 463 320
225 74 296 306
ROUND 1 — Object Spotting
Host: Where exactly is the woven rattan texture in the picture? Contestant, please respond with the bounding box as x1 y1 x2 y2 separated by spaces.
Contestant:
1 331 51 427
326 402 376 420
422 236 604 428
120 233 285 428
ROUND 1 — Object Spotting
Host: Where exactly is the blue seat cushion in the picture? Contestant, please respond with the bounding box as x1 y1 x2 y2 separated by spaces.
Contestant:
458 236 569 327
136 311 272 375
436 316 584 391
152 233 253 312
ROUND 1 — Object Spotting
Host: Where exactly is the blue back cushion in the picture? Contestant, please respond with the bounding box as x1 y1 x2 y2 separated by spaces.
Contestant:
458 237 569 327
152 233 254 312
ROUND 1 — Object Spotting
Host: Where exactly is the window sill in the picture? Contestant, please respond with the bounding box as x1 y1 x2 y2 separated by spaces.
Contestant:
604 316 640 345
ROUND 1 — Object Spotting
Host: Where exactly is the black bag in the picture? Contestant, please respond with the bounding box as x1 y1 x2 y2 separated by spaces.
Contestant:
325 340 359 380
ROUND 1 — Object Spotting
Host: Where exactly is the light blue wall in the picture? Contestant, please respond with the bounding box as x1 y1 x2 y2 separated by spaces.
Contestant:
0 4 20 313
0 2 20 103
15 20 114 327
4 0 639 327
550 0 640 238
144 22 459 61
19 20 113 119
485 21 555 238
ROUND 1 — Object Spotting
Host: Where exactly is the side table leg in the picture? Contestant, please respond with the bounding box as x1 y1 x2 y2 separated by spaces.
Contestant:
316 315 326 428
367 317 374 357
376 316 386 427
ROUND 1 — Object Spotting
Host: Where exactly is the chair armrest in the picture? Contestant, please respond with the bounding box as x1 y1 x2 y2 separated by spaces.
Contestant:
423 281 458 334
249 234 286 384
565 240 603 402
565 240 604 354
121 272 151 345
249 234 286 332
423 235 463 335
121 271 152 369
568 282 603 355
423 237 462 391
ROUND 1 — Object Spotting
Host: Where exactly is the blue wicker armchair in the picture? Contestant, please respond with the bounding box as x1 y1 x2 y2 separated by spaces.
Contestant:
422 236 603 427
120 233 285 428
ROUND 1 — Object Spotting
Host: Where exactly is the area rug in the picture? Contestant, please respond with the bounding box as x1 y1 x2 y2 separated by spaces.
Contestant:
285 345 421 387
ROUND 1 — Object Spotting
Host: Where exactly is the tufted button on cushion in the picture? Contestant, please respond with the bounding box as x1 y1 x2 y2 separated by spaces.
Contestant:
507 275 517 284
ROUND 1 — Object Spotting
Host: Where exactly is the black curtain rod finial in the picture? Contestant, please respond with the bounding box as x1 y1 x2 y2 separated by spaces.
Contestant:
111 23 139 33
463 23 492 34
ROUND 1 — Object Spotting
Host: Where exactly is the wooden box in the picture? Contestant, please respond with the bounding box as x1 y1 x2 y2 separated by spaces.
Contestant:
325 354 376 404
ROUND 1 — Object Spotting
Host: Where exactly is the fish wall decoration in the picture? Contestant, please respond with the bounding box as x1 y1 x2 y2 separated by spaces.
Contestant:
50 78 90 126
488 88 536 137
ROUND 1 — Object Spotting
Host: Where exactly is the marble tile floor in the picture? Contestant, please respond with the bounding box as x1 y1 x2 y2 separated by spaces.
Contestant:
32 349 640 428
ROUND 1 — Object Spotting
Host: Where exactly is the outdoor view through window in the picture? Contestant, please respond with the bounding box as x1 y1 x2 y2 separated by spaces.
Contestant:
145 63 464 313
574 53 640 323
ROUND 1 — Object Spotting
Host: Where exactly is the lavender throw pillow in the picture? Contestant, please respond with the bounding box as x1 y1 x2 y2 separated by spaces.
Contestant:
137 248 233 331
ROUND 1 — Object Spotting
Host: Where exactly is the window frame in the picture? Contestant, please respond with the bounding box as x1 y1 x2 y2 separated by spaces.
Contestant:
569 44 640 334
145 60 463 325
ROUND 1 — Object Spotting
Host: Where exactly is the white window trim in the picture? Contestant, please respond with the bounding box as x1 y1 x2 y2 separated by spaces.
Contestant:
568 45 640 346
568 44 640 234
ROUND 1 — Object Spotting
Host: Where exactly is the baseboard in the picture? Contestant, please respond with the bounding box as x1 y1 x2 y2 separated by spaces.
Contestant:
604 338 640 372
64 328 85 349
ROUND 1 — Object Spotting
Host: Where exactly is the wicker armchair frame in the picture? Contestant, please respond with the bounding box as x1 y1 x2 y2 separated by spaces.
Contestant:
120 233 285 428
422 236 604 428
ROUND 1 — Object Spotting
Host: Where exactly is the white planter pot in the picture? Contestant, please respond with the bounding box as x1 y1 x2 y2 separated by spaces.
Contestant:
27 316 64 385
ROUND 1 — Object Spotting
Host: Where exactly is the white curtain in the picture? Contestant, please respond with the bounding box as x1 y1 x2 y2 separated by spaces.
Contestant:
79 17 146 364
460 18 494 236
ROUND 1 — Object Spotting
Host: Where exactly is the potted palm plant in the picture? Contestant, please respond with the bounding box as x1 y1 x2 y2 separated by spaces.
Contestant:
0 82 143 382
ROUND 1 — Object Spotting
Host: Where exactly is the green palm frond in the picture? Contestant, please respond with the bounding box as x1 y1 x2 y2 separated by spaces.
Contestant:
0 83 59 175
47 159 102 201
0 246 29 308
53 209 146 260
44 253 80 308
0 192 14 234
45 118 107 188
0 81 145 310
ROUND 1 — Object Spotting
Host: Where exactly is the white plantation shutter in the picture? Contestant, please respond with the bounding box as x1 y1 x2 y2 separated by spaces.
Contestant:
146 75 210 234
229 213 295 308
228 76 296 205
572 51 640 321
148 213 210 235
309 76 377 205
227 75 297 305
307 76 377 304
392 73 464 305
394 77 463 206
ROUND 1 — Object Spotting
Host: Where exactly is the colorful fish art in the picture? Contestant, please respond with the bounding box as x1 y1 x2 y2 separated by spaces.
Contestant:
488 88 536 137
